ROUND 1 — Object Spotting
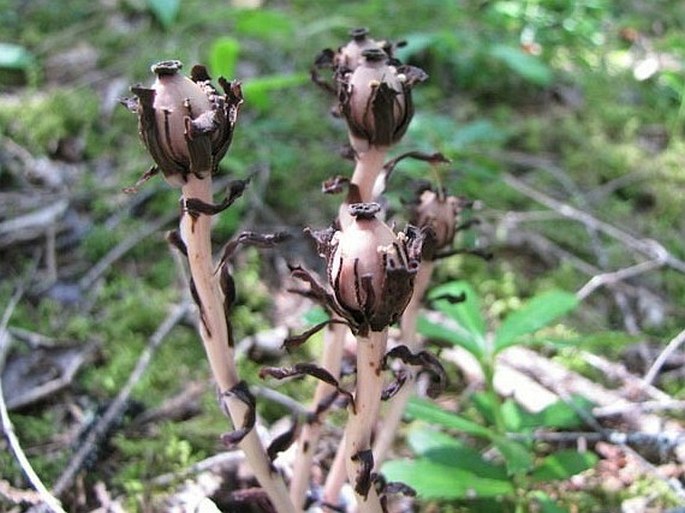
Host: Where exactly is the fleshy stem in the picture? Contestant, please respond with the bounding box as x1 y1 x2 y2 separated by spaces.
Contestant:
344 329 388 513
291 146 387 508
372 261 434 464
338 147 388 228
180 174 296 513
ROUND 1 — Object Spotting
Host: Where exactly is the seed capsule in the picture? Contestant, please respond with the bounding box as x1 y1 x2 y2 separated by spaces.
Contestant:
123 60 242 187
325 203 425 334
339 49 426 153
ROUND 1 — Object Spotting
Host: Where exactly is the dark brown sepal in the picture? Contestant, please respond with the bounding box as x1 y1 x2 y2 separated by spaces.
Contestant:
381 480 416 497
218 230 290 270
383 345 447 398
165 229 187 257
311 48 338 95
381 370 407 401
259 363 355 414
282 318 348 352
220 380 257 446
190 64 211 82
184 177 250 219
130 85 188 184
189 278 210 336
219 264 236 318
313 390 340 418
348 202 381 219
429 291 467 305
351 449 375 498
267 417 299 461
382 151 450 185
397 64 429 87
122 165 160 194
288 264 348 320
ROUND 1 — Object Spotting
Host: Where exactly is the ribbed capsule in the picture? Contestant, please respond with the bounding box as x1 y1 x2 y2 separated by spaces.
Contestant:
322 203 425 334
123 60 243 187
412 189 461 251
339 48 427 153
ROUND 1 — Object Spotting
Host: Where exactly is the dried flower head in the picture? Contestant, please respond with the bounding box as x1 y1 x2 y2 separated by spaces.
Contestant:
339 48 427 153
308 203 426 335
122 60 243 187
410 185 472 260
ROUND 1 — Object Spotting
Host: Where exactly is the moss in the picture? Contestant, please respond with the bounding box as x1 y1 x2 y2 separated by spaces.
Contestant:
0 88 99 154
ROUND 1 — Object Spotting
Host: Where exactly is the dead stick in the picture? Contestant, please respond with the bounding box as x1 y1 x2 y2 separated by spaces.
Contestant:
0 269 67 513
52 302 190 496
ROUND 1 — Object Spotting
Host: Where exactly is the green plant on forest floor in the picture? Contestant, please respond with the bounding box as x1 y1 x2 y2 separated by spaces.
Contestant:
382 281 597 513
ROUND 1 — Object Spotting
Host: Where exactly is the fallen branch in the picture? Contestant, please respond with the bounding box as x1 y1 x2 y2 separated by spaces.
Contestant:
52 301 191 496
643 327 685 387
0 267 67 513
502 172 685 274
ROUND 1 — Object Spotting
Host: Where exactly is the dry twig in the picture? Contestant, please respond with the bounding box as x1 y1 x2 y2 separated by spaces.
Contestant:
643 327 685 387
52 301 191 496
0 265 67 513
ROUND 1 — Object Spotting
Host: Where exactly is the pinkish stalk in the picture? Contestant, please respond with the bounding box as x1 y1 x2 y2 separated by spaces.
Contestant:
344 330 388 513
338 147 388 229
181 175 296 513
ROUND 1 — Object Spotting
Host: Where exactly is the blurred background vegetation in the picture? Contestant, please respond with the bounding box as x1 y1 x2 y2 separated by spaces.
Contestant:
1 0 684 512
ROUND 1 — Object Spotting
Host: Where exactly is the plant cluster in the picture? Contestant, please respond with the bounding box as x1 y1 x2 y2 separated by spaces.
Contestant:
119 27 492 513
115 24 599 513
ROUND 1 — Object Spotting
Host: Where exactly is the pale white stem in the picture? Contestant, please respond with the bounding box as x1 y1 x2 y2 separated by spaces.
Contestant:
339 147 388 229
290 322 346 508
373 262 434 464
180 175 296 513
323 430 349 507
344 330 388 513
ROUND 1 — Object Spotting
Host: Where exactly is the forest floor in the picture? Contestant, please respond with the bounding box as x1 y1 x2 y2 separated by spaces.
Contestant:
1 1 684 512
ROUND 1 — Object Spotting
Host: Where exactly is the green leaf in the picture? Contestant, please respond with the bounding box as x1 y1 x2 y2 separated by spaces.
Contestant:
408 428 508 480
532 396 593 430
235 9 294 40
381 458 514 499
530 450 598 482
406 398 494 439
428 281 486 337
552 331 639 352
0 43 34 70
531 491 569 513
242 72 309 111
417 315 484 360
500 399 528 433
493 437 534 476
208 37 240 79
494 290 578 354
146 0 180 28
489 44 554 86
